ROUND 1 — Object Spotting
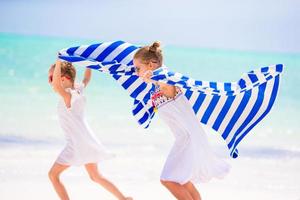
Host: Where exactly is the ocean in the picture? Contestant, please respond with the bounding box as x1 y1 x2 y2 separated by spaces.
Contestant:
0 33 299 199
0 33 299 145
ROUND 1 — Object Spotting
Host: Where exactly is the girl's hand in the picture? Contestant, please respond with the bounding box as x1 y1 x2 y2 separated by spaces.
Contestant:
142 70 154 83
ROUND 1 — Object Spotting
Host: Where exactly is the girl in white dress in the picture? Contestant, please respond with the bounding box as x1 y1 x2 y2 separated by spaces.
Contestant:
133 42 230 200
48 60 132 200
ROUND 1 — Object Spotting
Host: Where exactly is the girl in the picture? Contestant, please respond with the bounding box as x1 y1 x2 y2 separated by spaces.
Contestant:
133 42 230 200
48 60 132 200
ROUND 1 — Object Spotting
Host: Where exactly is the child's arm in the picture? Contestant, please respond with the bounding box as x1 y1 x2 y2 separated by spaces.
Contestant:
52 60 72 108
82 68 92 87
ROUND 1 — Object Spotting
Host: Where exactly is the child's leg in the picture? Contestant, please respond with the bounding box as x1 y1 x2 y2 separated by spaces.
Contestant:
48 163 70 200
183 182 201 200
84 163 132 200
160 180 194 200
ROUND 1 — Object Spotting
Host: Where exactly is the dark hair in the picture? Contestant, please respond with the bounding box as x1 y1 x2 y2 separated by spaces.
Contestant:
133 41 163 66
50 61 76 83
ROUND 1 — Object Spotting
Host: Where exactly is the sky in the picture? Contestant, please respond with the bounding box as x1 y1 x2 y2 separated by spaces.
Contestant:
0 0 299 53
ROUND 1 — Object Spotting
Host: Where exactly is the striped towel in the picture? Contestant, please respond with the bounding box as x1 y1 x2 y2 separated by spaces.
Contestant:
58 41 284 158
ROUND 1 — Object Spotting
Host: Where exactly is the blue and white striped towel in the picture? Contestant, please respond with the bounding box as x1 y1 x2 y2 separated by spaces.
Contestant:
58 41 283 158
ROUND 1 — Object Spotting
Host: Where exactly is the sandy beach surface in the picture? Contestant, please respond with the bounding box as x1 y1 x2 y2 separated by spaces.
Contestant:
1 140 299 200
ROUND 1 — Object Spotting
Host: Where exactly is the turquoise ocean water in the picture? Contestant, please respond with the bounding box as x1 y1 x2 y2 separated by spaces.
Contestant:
0 33 299 152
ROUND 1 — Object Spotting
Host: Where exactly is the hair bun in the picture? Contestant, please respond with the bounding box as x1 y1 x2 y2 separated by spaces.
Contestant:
149 41 161 53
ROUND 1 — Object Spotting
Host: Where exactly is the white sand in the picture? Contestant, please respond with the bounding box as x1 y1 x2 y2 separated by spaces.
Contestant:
0 142 299 200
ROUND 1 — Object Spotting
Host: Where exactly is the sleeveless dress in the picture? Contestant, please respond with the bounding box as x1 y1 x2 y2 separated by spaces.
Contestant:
152 85 230 184
56 82 112 166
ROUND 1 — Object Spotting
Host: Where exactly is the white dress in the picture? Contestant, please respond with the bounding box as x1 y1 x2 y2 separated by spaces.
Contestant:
152 87 230 184
56 82 112 166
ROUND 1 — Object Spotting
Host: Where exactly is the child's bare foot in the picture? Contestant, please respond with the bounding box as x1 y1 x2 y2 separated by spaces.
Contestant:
125 197 133 200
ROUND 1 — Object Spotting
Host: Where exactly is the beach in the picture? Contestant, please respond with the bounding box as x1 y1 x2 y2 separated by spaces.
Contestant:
1 139 300 200
0 33 300 200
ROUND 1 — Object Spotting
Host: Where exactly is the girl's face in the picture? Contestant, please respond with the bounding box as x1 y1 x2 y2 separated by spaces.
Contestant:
133 58 159 77
48 67 70 88
48 68 54 86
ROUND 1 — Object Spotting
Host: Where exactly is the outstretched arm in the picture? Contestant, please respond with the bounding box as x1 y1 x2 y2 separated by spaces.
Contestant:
52 60 71 108
82 68 92 87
